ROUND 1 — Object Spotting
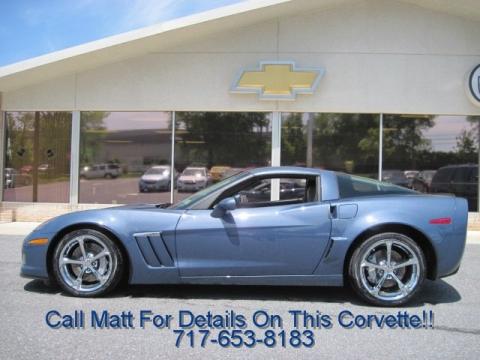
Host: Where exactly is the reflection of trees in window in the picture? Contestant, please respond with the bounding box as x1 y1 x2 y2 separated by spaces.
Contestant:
384 115 479 171
281 113 379 177
383 115 434 170
176 112 270 169
6 112 34 170
4 111 71 202
80 112 109 166
6 111 71 177
281 113 306 166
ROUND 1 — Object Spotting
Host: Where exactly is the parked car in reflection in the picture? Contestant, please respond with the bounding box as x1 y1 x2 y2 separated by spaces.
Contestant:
4 168 16 188
210 166 231 182
4 168 32 187
430 164 478 211
177 167 209 192
80 164 122 179
221 167 245 180
139 165 176 192
404 170 419 187
411 170 436 193
239 179 306 203
382 170 409 188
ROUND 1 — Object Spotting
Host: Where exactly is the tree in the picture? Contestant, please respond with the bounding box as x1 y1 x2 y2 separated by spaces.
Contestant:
79 112 109 165
456 128 477 157
281 113 306 165
176 112 270 168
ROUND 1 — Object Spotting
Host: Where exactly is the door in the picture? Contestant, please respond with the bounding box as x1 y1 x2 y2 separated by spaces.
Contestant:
175 201 332 277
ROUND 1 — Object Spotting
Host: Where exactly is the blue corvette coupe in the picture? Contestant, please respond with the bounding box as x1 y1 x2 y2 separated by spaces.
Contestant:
21 167 468 306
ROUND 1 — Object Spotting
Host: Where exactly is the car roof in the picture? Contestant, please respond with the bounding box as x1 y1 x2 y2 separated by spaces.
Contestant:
184 167 206 170
247 166 328 177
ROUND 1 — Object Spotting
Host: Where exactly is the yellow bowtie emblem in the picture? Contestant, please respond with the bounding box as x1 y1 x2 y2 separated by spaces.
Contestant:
231 61 324 100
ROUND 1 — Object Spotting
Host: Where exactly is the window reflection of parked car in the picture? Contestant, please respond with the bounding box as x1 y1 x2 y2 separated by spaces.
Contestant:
239 179 306 203
177 167 209 192
221 168 245 180
20 165 33 174
38 164 52 172
411 170 436 193
139 166 176 192
404 170 419 188
382 170 409 188
4 168 16 188
430 164 478 211
209 166 231 182
80 164 122 179
5 168 32 187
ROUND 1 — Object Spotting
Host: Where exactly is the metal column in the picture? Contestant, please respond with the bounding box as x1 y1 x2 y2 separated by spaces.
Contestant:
378 113 383 181
69 111 80 205
170 111 176 205
0 110 4 200
271 111 281 201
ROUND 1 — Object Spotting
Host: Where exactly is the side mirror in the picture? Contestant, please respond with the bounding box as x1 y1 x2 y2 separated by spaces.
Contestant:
211 196 238 218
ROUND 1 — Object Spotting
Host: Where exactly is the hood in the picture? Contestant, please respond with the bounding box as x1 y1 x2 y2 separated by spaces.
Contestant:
179 175 205 182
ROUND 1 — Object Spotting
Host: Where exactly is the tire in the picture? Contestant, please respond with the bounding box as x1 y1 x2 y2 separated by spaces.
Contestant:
52 229 124 297
348 232 426 306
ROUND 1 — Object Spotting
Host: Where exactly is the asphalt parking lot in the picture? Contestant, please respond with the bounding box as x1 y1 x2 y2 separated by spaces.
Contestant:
1 230 479 359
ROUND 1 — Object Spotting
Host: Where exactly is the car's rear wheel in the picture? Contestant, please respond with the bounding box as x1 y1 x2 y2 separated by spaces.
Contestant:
52 229 124 297
348 232 426 306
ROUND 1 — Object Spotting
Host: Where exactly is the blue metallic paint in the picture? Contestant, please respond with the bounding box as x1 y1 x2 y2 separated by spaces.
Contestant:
21 167 468 289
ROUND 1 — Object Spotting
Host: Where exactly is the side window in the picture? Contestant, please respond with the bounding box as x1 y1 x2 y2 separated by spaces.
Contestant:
338 173 413 198
231 176 316 208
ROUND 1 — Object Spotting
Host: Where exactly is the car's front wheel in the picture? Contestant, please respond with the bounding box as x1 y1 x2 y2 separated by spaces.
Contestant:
348 232 426 306
52 229 124 297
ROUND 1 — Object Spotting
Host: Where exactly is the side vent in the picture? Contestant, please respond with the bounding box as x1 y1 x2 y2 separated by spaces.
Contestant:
134 232 174 267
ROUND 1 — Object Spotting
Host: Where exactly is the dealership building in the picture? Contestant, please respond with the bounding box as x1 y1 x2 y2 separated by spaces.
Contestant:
0 0 479 223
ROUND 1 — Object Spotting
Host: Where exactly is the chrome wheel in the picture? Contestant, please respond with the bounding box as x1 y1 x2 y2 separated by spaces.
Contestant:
58 234 115 294
359 238 420 302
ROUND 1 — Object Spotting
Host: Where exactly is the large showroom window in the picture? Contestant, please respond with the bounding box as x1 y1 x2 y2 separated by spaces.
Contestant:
174 112 272 202
4 111 72 203
79 112 172 204
382 114 480 211
281 113 379 178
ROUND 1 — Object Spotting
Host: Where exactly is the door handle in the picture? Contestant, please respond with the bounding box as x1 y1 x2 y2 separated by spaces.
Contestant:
329 205 337 219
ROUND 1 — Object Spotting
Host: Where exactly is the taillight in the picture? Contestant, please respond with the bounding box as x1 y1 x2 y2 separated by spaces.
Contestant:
429 217 452 225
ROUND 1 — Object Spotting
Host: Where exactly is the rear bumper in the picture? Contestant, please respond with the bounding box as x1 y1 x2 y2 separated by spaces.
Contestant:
435 197 468 279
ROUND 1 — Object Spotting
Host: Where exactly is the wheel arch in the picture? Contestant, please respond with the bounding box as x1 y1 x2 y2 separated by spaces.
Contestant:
46 223 132 284
343 223 437 281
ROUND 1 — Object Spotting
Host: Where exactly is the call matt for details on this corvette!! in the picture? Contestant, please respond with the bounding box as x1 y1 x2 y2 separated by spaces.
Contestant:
22 167 468 307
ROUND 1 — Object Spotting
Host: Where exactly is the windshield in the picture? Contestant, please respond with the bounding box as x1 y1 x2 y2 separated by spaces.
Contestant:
170 171 250 210
145 167 168 175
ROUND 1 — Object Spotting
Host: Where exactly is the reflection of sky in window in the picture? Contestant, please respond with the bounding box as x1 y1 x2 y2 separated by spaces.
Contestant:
422 116 471 152
103 112 171 130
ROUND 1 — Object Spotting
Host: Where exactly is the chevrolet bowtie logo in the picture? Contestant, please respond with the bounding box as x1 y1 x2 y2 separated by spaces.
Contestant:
231 61 325 100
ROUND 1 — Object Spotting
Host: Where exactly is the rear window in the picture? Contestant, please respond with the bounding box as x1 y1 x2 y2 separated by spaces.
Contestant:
337 173 414 198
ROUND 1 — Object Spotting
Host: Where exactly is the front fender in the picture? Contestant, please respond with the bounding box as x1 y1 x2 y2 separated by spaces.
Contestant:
22 207 184 283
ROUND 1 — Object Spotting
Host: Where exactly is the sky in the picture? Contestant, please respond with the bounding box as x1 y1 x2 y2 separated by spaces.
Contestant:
0 0 243 67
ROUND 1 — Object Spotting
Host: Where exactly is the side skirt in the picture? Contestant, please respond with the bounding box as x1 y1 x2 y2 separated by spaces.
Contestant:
179 275 343 287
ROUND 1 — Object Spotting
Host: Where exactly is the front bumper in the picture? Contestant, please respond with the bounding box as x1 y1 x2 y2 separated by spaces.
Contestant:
177 183 205 191
20 231 53 280
139 179 170 191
